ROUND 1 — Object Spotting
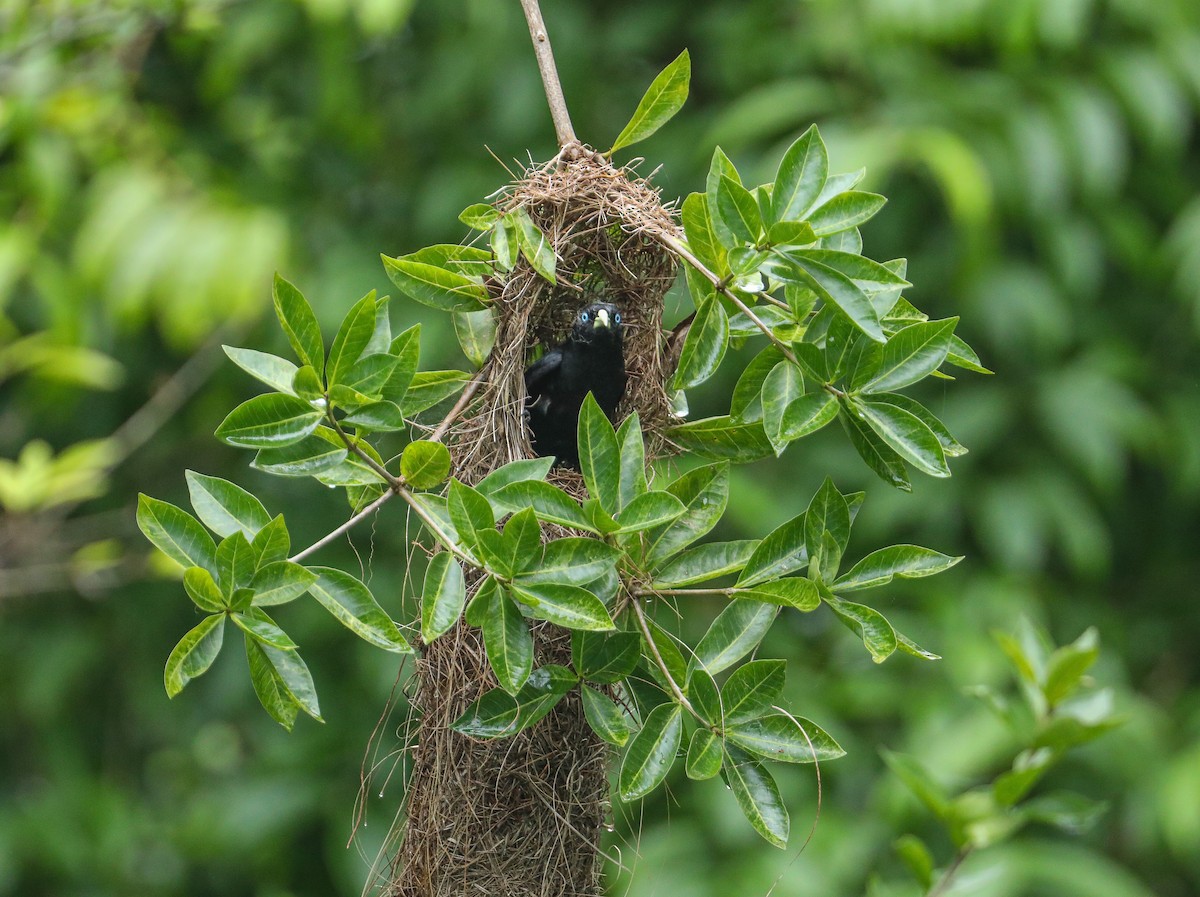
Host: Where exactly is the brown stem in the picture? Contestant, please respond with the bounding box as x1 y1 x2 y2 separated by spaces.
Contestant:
519 0 578 148
630 598 704 724
927 848 972 897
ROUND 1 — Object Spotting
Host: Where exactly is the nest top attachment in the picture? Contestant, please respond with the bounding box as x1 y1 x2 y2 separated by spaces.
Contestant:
449 153 683 486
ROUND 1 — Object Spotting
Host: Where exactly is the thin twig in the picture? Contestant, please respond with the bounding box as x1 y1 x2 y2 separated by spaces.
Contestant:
629 598 703 723
290 490 395 564
519 0 578 148
927 848 972 897
635 587 734 598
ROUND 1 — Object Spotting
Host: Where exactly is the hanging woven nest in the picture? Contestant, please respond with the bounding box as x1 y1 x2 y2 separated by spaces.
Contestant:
385 155 683 897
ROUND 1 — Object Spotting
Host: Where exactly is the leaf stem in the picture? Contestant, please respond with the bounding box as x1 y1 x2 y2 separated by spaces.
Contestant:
519 0 578 148
927 848 972 897
629 598 703 723
289 490 395 563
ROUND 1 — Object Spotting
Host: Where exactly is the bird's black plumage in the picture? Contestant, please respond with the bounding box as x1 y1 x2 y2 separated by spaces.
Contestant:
525 302 627 468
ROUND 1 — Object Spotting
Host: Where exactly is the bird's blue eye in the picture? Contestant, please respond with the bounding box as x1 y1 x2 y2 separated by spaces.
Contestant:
614 312 622 324
580 312 589 323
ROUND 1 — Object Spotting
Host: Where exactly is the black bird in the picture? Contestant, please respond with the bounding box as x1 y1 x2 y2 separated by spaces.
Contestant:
525 302 627 468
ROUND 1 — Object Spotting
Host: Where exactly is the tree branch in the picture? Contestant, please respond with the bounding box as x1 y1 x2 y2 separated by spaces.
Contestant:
519 0 578 148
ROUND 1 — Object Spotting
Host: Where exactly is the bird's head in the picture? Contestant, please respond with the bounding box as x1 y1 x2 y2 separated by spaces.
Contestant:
570 302 623 344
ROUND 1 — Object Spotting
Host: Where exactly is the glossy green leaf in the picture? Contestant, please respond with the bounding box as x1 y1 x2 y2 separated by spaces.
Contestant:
250 561 317 607
137 494 218 576
327 292 377 388
787 255 883 342
448 477 495 555
730 345 784 423
1044 627 1100 707
728 713 845 763
686 729 723 780
760 361 802 453
856 398 951 477
452 309 497 367
681 192 726 273
783 391 839 444
645 462 729 565
510 582 615 631
246 634 322 724
864 318 958 393
183 566 226 612
402 370 470 415
231 607 297 650
825 594 897 662
738 511 808 587
484 588 534 695
342 352 399 398
807 191 887 236
459 202 500 230
771 125 828 223
382 256 489 312
223 346 298 396
616 412 647 511
184 471 271 540
946 333 993 374
516 537 617 588
618 702 683 801
835 545 963 592
511 208 557 284
716 174 763 244
249 516 289 568
489 480 595 531
615 491 687 532
164 614 225 697
724 746 789 848
572 630 642 683
490 216 518 272
666 416 774 463
577 392 621 515
244 636 298 729
451 688 519 738
341 400 406 432
307 566 412 653
805 477 850 581
722 660 786 724
292 364 323 400
420 552 466 642
272 274 324 376
867 393 967 457
475 457 555 498
251 432 348 477
610 49 690 153
692 600 778 675
673 293 729 389
452 665 577 738
642 620 689 693
215 394 323 449
840 398 912 491
651 539 759 588
766 220 817 247
791 249 910 288
581 685 633 746
736 577 821 611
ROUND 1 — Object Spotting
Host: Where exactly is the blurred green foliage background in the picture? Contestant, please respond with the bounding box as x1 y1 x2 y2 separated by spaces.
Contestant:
2 0 1199 894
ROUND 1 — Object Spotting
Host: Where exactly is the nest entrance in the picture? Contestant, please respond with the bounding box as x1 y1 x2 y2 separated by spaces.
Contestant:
388 155 681 897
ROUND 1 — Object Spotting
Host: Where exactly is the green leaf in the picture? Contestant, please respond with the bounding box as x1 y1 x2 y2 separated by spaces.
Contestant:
490 216 518 272
272 274 324 376
420 552 466 642
804 477 850 581
459 203 500 230
136 494 218 576
786 255 883 342
327 292 377 388
645 462 729 565
736 577 821 611
448 477 495 556
251 431 348 477
577 393 621 515
184 471 271 541
290 364 323 400
183 566 226 612
692 600 778 675
400 440 451 489
615 412 648 511
231 607 297 650
215 394 323 450
1043 627 1100 707
341 400 406 432
728 713 845 763
489 480 594 531
716 175 763 244
250 561 317 607
792 250 910 289
511 208 557 284
307 567 412 653
643 620 689 692
835 545 963 592
452 665 578 738
223 346 298 396
688 665 723 725
760 361 803 454
722 660 786 724
667 416 774 463
615 491 686 532
724 746 789 848
946 333 993 374
651 540 759 588
880 749 949 817
738 511 808 587
342 352 400 398
245 634 322 724
381 256 489 312
484 588 534 695
894 834 935 890
731 345 783 423
807 191 887 236
250 515 290 567
766 220 817 247
1023 791 1108 835
572 630 642 683
855 398 951 477
364 296 393 356
511 582 615 631
516 537 617 588
164 614 225 697
618 702 683 800
825 595 897 662
866 393 967 457
215 532 255 595
673 293 729 389
686 729 723 780
581 685 633 746
452 309 497 367
771 125 828 223
681 192 726 273
403 370 470 415
609 49 690 153
781 391 839 444
840 398 912 491
864 318 958 393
